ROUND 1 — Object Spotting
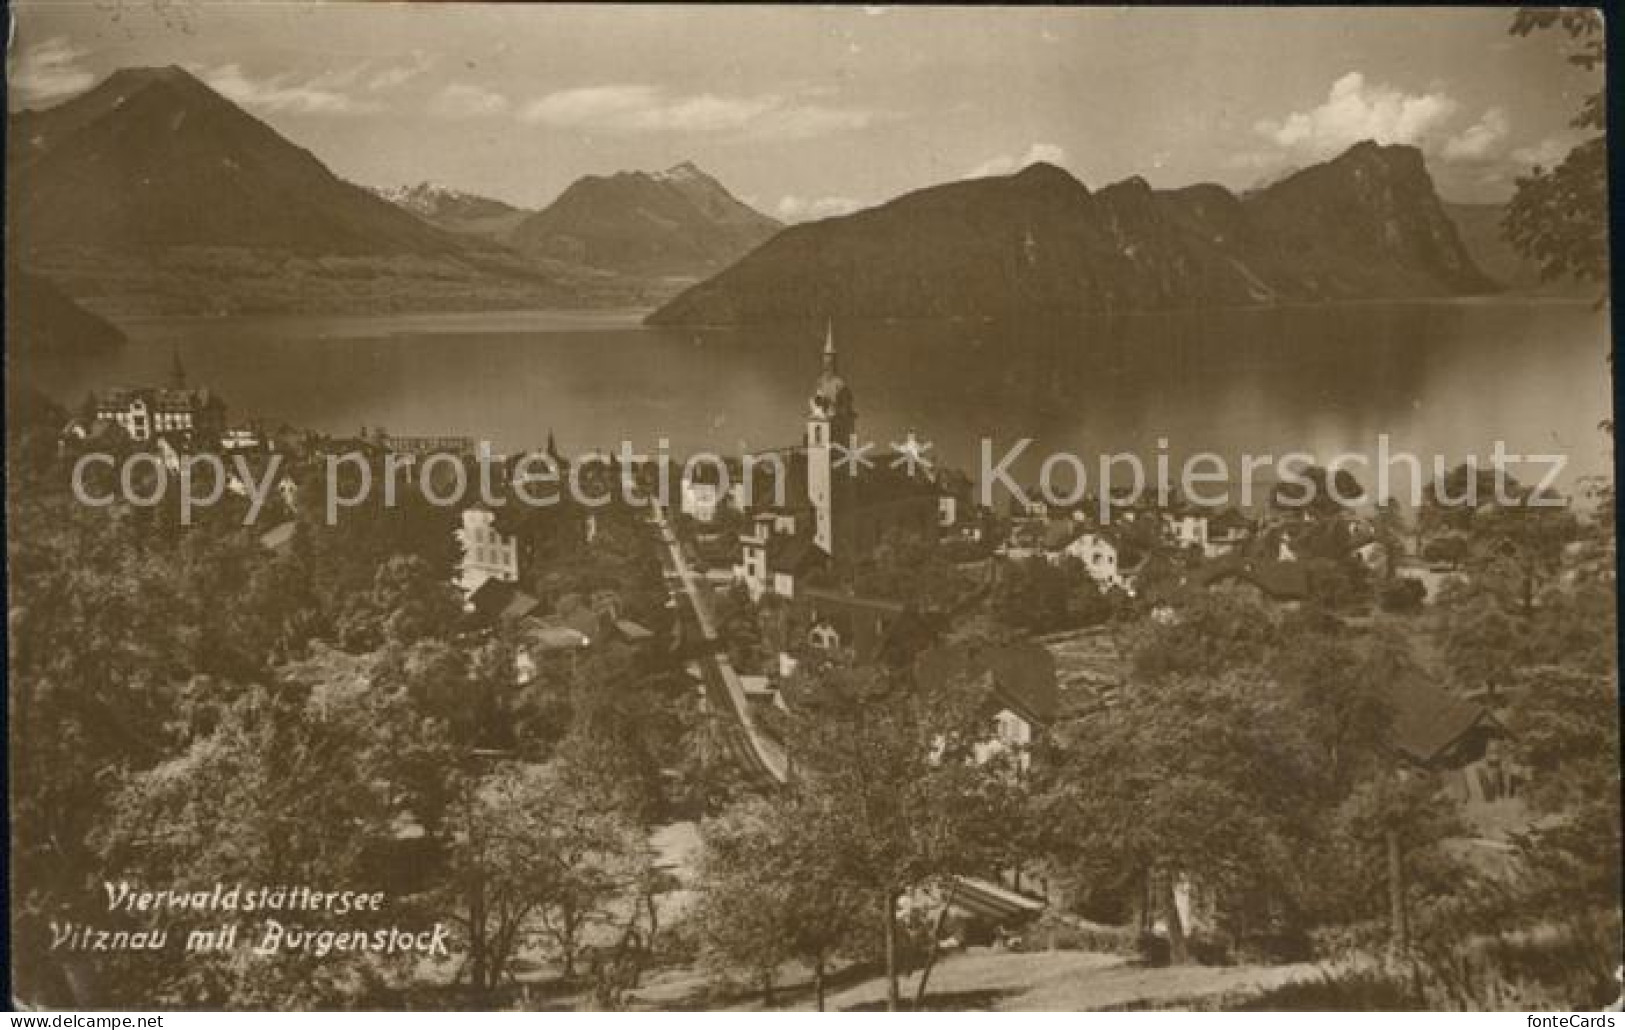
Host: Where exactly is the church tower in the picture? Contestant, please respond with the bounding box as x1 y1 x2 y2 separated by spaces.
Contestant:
806 320 856 556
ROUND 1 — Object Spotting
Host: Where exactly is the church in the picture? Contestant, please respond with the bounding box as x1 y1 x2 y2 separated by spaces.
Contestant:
736 324 946 600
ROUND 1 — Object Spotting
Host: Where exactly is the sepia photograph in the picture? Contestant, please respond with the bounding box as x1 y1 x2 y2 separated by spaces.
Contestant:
4 1 1620 1014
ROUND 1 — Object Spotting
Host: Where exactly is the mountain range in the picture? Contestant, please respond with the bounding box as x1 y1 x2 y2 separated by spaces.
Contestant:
373 163 780 279
648 143 1496 325
505 162 780 278
5 64 1535 325
369 182 530 238
6 67 772 315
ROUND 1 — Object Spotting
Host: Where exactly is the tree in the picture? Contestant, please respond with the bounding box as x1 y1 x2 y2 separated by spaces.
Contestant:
1270 624 1403 793
1333 771 1469 965
1039 672 1321 963
90 648 451 1008
1505 8 1607 287
775 654 1020 1009
441 761 652 996
1506 667 1622 920
1131 591 1280 683
694 794 869 1009
849 532 978 613
989 557 1075 634
1274 465 1363 518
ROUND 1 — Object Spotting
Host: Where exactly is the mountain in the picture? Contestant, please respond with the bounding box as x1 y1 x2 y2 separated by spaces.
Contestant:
5 267 126 358
9 66 462 255
646 142 1496 325
1443 202 1595 298
373 182 531 238
6 66 645 315
510 162 781 278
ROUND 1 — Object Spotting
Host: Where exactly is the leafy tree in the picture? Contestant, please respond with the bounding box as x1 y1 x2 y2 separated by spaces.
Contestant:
1505 8 1607 287
1131 591 1280 683
90 648 452 1008
774 653 1020 1009
1332 771 1469 961
441 761 652 995
1270 624 1403 793
337 555 462 652
695 794 869 1009
1273 465 1363 518
849 532 978 613
989 557 1075 634
1038 672 1321 963
1506 667 1622 920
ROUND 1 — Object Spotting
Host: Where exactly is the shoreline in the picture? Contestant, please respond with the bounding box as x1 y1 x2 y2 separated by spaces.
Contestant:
107 292 1606 340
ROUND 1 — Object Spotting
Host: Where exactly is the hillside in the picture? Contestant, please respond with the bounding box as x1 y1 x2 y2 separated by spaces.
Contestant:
4 267 126 358
646 143 1497 326
372 182 532 238
511 162 780 278
1443 202 1595 298
6 67 647 315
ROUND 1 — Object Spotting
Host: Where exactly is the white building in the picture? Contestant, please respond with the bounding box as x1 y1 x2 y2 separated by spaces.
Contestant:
1061 532 1125 590
1166 513 1209 551
457 507 520 595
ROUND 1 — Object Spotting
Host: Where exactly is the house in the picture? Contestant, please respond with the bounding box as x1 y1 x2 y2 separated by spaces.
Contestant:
467 579 541 624
225 456 299 513
680 459 741 522
456 506 521 596
376 432 476 460
1384 673 1515 805
791 587 936 670
736 511 827 601
914 641 1059 771
1060 532 1126 590
1166 512 1210 551
1204 508 1253 558
90 385 226 444
1192 555 1311 605
154 434 189 473
1353 539 1390 575
1394 557 1466 604
221 426 262 452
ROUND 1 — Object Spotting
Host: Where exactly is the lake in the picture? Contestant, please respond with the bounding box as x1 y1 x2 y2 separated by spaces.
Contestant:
18 299 1615 506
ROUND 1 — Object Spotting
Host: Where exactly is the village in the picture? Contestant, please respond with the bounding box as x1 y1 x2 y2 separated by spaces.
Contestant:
19 315 1614 1011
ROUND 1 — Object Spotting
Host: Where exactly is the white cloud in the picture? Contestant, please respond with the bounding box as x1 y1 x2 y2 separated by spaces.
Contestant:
1442 107 1511 162
519 83 881 139
964 143 1068 179
776 195 866 222
201 63 385 115
367 53 436 92
1254 72 1459 159
12 37 96 102
1510 137 1575 170
429 82 510 118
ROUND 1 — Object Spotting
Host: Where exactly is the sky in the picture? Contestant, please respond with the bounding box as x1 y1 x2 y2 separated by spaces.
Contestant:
6 2 1602 214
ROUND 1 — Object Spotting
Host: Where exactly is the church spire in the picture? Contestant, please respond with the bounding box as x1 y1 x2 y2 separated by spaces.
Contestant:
168 346 187 390
822 318 837 375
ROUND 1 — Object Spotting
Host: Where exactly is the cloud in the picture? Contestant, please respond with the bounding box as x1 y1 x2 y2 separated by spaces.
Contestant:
12 37 96 101
429 82 510 118
1510 137 1575 170
519 83 882 139
964 143 1068 179
1254 72 1459 158
367 53 437 93
1442 107 1511 162
201 63 385 115
776 195 866 222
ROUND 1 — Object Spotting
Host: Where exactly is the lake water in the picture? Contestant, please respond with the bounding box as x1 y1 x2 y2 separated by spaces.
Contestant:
19 299 1615 504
